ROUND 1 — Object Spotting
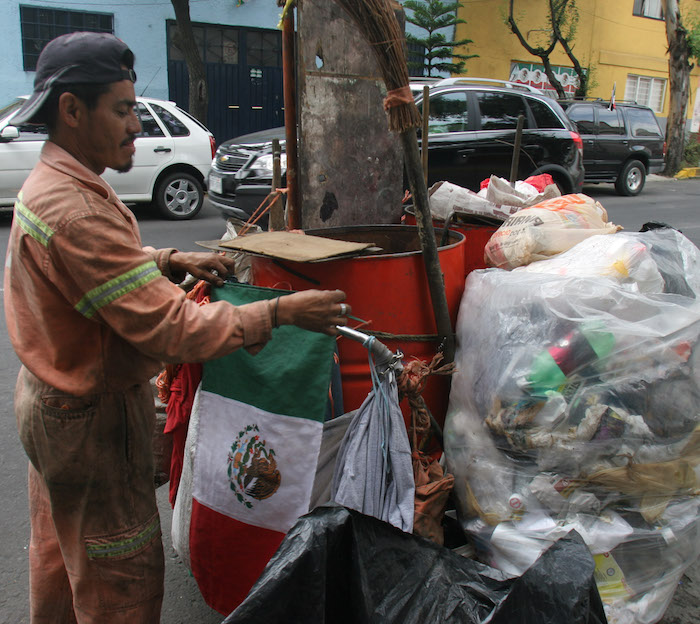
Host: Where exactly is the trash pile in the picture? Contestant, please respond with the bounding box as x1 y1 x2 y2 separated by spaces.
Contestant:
223 505 607 624
444 227 700 624
428 174 561 223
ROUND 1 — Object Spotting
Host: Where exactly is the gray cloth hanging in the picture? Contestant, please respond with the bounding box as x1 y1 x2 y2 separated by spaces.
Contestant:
331 359 415 533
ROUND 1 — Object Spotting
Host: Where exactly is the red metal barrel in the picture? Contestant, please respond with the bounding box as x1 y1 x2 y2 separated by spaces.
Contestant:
251 225 465 426
403 207 499 275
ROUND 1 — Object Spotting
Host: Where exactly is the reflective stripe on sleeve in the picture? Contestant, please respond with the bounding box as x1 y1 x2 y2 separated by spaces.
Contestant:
75 261 161 319
15 193 54 247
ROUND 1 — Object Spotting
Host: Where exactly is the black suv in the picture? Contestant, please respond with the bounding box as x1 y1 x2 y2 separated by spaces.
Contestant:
415 78 584 193
557 99 666 196
207 79 584 221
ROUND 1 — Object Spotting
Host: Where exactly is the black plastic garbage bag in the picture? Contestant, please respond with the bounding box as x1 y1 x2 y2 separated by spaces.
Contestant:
223 505 607 624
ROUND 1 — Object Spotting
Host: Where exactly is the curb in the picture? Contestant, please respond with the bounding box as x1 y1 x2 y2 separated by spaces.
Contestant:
674 167 700 179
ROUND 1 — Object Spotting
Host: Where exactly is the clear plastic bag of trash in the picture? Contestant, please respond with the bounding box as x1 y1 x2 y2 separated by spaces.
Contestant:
444 228 700 624
223 505 606 624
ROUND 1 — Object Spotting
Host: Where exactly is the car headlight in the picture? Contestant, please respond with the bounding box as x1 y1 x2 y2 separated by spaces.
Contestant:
250 153 287 177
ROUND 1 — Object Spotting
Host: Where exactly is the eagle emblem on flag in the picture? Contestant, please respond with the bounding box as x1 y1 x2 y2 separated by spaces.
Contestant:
227 424 281 508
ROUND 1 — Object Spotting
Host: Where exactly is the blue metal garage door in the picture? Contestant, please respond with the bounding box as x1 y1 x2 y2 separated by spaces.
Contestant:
167 22 283 145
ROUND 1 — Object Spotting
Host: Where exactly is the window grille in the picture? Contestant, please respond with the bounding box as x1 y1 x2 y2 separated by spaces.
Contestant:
20 5 113 71
625 74 667 112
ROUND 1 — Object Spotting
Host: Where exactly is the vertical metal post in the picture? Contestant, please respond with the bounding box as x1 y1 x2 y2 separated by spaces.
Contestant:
282 7 300 228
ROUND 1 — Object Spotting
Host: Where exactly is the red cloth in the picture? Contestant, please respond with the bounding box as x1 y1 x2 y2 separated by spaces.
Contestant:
164 362 203 507
189 499 284 615
479 172 555 192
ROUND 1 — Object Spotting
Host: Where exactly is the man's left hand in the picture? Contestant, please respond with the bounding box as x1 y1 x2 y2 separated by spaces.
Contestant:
169 251 236 287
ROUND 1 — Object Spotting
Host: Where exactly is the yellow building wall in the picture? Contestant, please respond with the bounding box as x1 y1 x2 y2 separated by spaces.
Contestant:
452 0 700 122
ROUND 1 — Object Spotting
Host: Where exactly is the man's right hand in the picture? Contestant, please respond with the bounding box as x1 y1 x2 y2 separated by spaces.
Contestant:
276 289 351 336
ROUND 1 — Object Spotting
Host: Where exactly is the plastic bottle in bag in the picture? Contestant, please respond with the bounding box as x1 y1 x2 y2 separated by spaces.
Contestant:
526 322 616 395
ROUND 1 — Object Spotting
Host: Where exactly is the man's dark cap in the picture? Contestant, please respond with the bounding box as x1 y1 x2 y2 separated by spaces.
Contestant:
12 31 136 125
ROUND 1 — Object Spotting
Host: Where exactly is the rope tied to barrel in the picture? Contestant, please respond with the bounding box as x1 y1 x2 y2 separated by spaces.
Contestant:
397 353 456 449
238 188 288 236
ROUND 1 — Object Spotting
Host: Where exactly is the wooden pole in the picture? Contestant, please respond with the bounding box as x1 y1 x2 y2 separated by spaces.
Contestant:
269 139 285 230
421 85 430 184
282 7 300 228
509 114 525 186
401 127 455 364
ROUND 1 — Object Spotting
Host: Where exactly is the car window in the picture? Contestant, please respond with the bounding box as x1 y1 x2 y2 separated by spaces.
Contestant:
625 107 662 137
476 92 529 130
527 98 565 129
597 107 624 135
150 103 190 137
421 92 469 133
566 105 595 134
174 106 211 133
136 103 165 137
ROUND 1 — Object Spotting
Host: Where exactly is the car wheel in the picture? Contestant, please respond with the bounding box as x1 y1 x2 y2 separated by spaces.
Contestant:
155 172 203 220
615 160 646 196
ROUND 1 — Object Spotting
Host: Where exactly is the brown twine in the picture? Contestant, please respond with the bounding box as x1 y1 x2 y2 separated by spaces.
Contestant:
397 353 456 449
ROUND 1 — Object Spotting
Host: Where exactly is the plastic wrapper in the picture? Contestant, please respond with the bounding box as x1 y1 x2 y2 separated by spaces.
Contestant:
428 175 560 223
444 228 700 624
484 193 621 270
223 505 606 624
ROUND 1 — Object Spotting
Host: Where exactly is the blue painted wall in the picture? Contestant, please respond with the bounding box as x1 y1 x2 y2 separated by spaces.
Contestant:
2 1 427 111
2 0 283 105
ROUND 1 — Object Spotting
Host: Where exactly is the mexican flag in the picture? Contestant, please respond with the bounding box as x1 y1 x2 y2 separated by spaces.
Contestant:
184 283 337 615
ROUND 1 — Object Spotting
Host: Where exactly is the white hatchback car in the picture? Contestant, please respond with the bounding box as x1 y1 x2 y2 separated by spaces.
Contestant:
0 95 215 220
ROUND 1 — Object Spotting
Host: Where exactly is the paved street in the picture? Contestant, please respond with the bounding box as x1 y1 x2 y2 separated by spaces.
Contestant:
0 177 699 623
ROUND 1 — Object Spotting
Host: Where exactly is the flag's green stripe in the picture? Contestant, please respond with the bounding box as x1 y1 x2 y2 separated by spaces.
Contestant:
15 194 54 247
203 283 335 422
75 261 161 318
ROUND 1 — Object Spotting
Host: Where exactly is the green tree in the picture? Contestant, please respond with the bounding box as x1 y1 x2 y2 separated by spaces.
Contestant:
403 0 478 76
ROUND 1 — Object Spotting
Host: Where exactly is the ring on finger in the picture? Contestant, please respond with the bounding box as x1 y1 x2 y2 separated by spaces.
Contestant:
339 303 348 316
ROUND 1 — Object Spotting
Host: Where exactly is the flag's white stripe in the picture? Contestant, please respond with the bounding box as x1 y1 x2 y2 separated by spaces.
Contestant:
192 389 323 534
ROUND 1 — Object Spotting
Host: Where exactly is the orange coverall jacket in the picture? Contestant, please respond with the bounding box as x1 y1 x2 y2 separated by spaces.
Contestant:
5 141 274 396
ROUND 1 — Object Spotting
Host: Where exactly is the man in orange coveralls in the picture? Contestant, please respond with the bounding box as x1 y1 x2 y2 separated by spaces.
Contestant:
4 32 350 623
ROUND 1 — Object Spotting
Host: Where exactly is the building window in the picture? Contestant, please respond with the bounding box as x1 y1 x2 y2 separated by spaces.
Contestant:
167 21 240 65
625 74 666 112
247 31 281 68
633 0 664 20
20 5 113 71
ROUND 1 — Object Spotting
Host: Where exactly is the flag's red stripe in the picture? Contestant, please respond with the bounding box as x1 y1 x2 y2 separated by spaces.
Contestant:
189 498 285 615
